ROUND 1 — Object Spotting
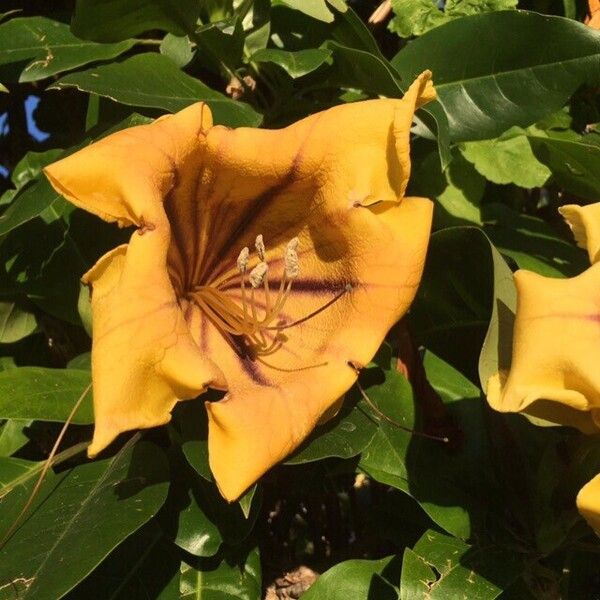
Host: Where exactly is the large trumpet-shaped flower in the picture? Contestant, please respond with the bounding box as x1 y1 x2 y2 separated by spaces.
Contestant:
44 72 435 501
486 201 600 533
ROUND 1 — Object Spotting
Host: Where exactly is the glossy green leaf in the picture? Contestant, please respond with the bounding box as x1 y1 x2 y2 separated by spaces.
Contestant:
0 456 39 496
0 177 62 237
409 227 493 380
286 395 377 465
483 203 588 277
0 302 36 343
0 114 151 238
11 149 62 190
0 16 134 83
173 397 210 480
0 441 170 600
251 48 331 77
0 367 93 423
400 548 435 600
275 0 338 22
358 369 415 492
409 352 490 539
72 0 200 42
159 34 195 68
461 127 551 188
303 555 400 600
52 54 263 127
527 132 600 200
392 11 600 141
478 233 516 395
411 530 523 599
0 420 31 457
179 547 262 600
64 521 181 600
410 147 484 227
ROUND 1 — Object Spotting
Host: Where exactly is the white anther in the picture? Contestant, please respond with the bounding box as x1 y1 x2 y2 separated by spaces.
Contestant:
284 237 300 279
255 234 266 261
249 261 268 288
237 247 250 273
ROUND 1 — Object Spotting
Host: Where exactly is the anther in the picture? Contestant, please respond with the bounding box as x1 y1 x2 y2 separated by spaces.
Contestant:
237 247 249 273
255 234 266 261
284 237 300 279
249 261 268 288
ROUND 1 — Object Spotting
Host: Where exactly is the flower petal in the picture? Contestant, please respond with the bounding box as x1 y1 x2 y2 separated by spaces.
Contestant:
486 266 600 433
205 196 433 500
83 223 224 457
559 202 600 264
577 474 600 535
44 103 213 227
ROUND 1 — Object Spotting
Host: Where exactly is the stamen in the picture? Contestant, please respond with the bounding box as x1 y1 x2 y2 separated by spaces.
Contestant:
284 237 300 280
255 234 266 261
190 237 349 358
237 247 249 273
249 261 268 288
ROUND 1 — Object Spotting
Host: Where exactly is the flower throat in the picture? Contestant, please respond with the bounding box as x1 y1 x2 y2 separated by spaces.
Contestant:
188 235 349 355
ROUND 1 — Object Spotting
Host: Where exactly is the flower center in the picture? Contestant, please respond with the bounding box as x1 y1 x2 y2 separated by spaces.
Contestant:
187 235 352 357
188 236 301 355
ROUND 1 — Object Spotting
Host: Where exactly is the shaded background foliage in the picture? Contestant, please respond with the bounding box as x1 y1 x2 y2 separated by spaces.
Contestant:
0 0 599 598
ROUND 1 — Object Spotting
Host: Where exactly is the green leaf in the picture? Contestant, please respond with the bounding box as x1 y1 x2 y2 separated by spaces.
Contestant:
173 397 210 480
179 546 262 600
392 11 600 141
389 0 448 38
275 0 338 22
358 369 415 492
0 114 151 238
159 33 195 68
411 530 523 599
0 440 170 600
0 177 61 237
11 149 62 190
0 420 31 457
72 0 200 42
409 227 493 380
194 18 245 74
409 146 484 228
483 203 588 277
389 0 517 38
286 394 378 465
0 456 40 496
0 16 134 83
527 131 600 200
409 352 491 539
461 127 551 188
0 302 36 343
0 367 93 423
400 548 436 600
64 521 181 600
303 555 400 600
251 48 331 78
478 232 516 394
52 53 263 127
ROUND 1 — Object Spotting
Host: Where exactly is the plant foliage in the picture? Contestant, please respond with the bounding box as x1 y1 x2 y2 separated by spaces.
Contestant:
0 0 599 598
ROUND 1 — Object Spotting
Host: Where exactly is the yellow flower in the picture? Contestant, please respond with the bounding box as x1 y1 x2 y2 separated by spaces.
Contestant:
486 201 600 533
44 72 435 501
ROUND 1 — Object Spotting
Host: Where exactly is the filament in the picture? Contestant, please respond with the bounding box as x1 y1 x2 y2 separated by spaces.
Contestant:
188 236 349 356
